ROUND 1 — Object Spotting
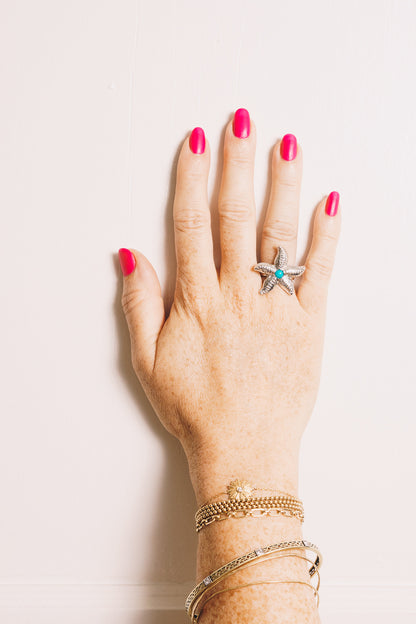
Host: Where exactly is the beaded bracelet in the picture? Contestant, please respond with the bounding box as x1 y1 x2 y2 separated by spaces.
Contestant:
201 478 297 505
185 539 321 620
198 478 302 508
195 479 304 532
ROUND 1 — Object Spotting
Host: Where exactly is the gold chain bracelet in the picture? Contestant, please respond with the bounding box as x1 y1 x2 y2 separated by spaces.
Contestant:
196 505 304 532
196 495 303 519
196 495 304 531
195 479 303 533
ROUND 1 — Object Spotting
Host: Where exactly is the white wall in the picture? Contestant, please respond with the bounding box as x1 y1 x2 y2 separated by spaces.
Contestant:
1 0 415 621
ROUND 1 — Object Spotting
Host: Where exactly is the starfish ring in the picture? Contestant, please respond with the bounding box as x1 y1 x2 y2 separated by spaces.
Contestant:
253 246 305 295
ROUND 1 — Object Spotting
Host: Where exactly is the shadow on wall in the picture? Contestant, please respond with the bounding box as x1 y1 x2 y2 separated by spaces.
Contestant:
114 270 197 583
113 132 203 615
136 612 189 624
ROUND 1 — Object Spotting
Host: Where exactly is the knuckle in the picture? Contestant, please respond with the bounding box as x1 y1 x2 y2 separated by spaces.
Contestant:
263 219 298 244
174 282 214 321
174 209 210 234
308 254 333 280
177 167 206 185
218 197 253 222
227 154 252 169
225 143 253 169
121 289 143 316
275 176 299 191
317 229 339 245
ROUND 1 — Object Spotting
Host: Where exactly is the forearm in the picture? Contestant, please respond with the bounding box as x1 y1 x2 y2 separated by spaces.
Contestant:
186 441 320 624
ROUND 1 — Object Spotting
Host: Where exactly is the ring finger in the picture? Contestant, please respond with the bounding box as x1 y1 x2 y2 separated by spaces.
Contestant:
261 133 303 265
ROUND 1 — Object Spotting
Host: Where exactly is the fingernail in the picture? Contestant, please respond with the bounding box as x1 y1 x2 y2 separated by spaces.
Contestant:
280 133 297 161
325 191 339 216
233 108 250 138
189 127 205 154
118 248 136 275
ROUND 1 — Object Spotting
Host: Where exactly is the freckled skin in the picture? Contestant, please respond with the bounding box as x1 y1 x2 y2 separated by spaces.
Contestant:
132 275 325 624
141 289 322 462
120 117 341 623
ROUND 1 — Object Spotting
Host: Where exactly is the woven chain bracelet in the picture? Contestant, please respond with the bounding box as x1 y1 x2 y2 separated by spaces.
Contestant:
196 504 304 532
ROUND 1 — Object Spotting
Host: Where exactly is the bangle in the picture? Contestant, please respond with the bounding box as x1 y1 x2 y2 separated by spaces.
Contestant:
197 554 320 622
189 550 321 621
199 579 319 621
185 539 321 620
189 550 320 621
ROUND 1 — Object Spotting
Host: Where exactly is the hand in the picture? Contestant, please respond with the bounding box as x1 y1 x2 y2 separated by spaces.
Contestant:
118 110 340 503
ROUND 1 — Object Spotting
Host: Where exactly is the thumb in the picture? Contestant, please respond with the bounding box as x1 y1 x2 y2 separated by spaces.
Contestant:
118 248 165 379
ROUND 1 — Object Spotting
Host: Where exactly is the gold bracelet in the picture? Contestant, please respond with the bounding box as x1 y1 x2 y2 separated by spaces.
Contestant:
196 495 304 519
191 552 321 621
198 578 319 621
195 478 304 532
196 505 304 532
196 495 304 531
201 478 297 506
185 539 321 620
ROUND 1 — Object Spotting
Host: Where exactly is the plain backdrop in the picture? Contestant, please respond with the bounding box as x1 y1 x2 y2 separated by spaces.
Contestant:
1 0 415 622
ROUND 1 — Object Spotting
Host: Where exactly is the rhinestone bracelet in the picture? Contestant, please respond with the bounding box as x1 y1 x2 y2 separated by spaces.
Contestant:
185 539 322 620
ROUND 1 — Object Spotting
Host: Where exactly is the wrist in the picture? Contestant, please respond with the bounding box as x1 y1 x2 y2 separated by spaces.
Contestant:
184 436 301 507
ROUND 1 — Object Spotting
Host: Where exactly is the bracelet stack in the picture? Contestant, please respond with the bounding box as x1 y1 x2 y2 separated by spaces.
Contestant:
185 478 321 621
195 478 304 532
196 494 304 531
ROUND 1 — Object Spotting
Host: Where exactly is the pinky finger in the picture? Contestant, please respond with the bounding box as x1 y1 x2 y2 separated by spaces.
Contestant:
297 192 341 316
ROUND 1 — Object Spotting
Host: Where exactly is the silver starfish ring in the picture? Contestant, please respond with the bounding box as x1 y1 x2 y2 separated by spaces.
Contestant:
253 246 305 295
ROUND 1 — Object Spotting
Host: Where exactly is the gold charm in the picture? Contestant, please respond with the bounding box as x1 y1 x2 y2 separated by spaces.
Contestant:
226 479 253 501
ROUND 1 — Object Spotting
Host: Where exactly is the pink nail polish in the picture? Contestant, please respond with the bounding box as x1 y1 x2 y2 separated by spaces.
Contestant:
233 108 250 138
189 127 205 154
280 133 297 161
118 248 136 275
325 191 339 216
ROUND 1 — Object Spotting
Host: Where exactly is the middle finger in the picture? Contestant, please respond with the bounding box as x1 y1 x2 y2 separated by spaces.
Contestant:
218 108 257 286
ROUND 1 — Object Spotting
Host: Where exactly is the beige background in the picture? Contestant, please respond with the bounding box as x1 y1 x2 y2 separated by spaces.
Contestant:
1 0 415 621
